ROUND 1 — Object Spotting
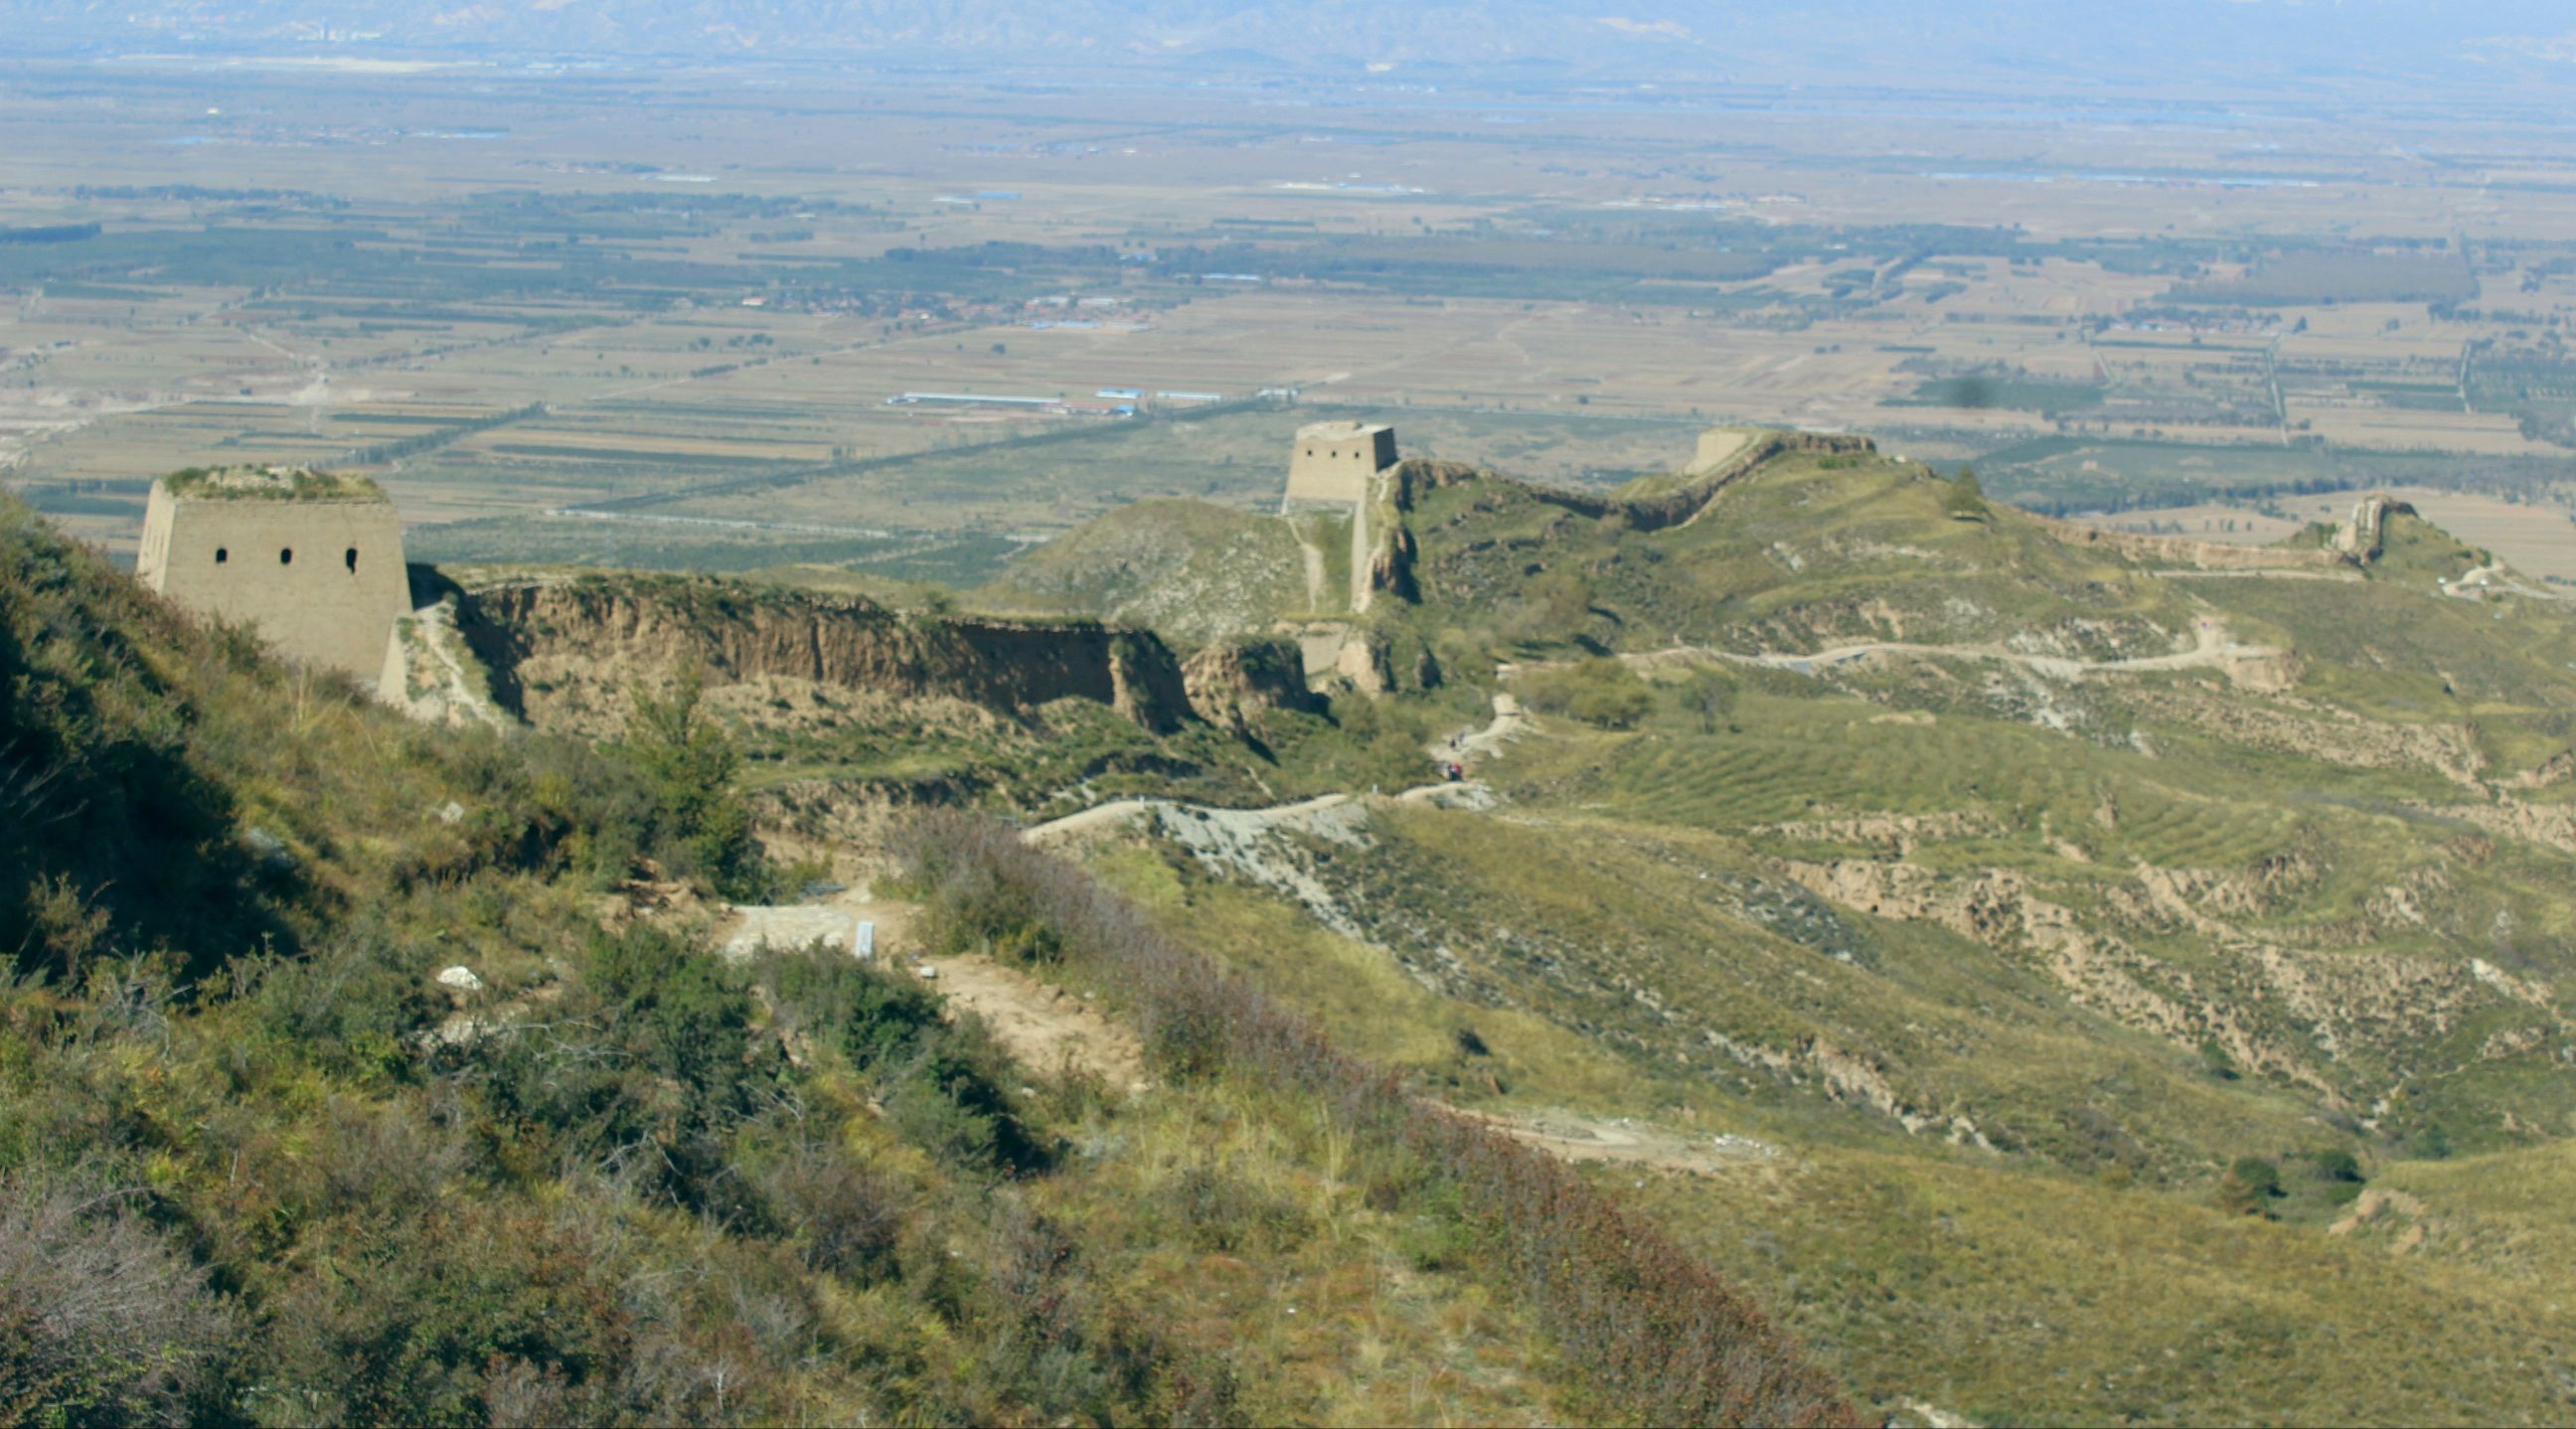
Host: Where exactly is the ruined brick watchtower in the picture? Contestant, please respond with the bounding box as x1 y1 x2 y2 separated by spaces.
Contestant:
135 466 410 686
1284 419 1396 508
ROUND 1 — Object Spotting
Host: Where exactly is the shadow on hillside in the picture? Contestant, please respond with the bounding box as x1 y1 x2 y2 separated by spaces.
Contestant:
2 545 303 987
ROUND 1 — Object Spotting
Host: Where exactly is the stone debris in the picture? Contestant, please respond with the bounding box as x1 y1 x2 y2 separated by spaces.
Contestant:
1467 1108 1783 1174
1895 1398 1983 1429
720 905 870 962
435 965 483 993
242 826 295 873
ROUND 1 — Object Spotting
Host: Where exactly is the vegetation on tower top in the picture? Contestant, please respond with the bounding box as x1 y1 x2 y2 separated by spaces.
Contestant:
161 465 387 502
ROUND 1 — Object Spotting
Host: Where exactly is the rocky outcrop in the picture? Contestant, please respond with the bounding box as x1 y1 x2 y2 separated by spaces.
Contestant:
2337 494 2419 560
1363 513 1418 606
458 575 1199 732
2502 750 2576 791
1183 637 1326 735
1336 630 1396 695
1326 624 1442 696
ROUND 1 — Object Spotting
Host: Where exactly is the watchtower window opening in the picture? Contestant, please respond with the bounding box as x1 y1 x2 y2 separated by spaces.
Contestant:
214 547 229 564
278 548 293 565
345 548 359 573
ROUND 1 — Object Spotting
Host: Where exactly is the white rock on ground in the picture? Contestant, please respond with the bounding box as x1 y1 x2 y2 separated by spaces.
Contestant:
721 905 870 962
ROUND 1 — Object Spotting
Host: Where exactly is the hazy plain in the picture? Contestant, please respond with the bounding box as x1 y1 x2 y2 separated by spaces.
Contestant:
3 56 2573 580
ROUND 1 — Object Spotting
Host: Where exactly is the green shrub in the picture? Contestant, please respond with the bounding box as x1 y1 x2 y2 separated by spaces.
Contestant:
620 664 766 898
1943 467 1991 521
2218 1155 2285 1215
813 953 1048 1176
248 1201 627 1426
1673 669 1738 733
1520 657 1653 728
244 923 443 1079
1159 1161 1312 1254
1500 569 1595 648
743 1132 904 1280
458 924 780 1209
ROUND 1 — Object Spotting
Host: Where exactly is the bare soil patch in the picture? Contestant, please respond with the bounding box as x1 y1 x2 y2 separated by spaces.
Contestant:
919 952 1152 1094
1468 1109 1779 1175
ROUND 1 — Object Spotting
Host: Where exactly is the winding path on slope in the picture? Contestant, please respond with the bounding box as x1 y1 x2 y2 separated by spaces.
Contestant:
923 942 1778 1176
1606 615 2282 682
2445 562 2571 603
985 691 1796 1177
1023 693 1528 846
1020 614 2273 851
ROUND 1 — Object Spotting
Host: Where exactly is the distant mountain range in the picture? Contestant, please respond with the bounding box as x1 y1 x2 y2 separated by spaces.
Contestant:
6 0 2574 95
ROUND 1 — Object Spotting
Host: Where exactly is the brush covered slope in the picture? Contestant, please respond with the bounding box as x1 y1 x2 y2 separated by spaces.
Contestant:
0 491 1852 1425
981 498 1352 644
1039 437 2576 1424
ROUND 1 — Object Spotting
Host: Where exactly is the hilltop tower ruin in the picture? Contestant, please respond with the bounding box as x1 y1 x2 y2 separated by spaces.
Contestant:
1284 419 1396 508
136 466 411 685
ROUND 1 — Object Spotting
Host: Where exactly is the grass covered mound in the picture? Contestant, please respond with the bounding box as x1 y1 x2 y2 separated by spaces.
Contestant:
980 497 1338 643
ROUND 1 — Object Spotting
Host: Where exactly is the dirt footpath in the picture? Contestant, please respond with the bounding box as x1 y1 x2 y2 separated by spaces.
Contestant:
1464 1109 1778 1175
921 952 1152 1095
879 888 1778 1177
916 950 1774 1175
1429 691 1527 765
1577 616 2297 694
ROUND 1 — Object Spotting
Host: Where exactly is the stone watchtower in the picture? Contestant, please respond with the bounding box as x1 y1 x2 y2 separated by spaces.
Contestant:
135 466 411 686
1284 420 1396 508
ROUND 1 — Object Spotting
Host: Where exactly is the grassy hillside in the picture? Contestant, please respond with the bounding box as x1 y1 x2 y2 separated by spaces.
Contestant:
28 420 2574 1423
1069 813 2576 1424
0 491 1844 1424
1035 434 2576 1423
982 497 1341 644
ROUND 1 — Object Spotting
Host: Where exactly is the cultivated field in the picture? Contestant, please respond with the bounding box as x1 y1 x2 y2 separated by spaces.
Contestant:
5 59 2576 572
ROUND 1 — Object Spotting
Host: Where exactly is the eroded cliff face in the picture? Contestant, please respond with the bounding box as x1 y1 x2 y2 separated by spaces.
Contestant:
1183 637 1326 736
456 576 1203 734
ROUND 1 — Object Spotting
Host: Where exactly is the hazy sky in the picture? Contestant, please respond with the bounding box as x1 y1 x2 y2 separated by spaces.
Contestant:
2 0 2570 97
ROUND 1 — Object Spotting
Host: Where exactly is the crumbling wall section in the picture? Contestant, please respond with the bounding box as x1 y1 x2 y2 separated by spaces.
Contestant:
2029 515 2359 572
